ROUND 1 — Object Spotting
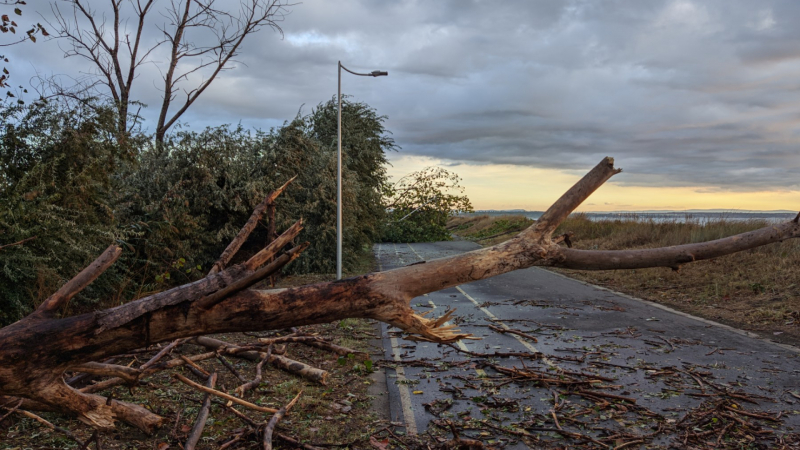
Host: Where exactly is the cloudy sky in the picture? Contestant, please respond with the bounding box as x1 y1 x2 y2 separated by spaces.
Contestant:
7 0 800 211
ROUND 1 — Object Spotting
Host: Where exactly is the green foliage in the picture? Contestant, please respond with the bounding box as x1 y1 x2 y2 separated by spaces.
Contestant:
0 101 133 323
381 167 473 243
295 97 395 272
0 98 395 325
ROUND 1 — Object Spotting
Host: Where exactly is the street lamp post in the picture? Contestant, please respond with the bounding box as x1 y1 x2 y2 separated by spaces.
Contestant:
337 61 388 280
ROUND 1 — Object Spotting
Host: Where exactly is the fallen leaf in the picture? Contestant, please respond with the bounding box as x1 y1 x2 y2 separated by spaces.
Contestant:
413 390 423 394
370 436 390 450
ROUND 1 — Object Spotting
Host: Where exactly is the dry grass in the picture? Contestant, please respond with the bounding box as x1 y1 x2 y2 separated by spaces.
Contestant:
450 214 800 346
447 214 531 242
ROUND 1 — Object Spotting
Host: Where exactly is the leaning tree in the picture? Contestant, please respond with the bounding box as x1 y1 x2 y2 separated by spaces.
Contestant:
0 157 797 433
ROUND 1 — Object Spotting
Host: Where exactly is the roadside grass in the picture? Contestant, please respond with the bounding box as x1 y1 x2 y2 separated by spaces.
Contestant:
450 214 800 345
447 214 530 242
0 253 382 450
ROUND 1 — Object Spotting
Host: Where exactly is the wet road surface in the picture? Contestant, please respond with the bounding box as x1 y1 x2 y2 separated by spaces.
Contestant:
374 241 800 449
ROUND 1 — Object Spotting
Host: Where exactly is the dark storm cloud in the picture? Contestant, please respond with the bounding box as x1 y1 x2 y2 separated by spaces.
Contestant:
6 0 800 190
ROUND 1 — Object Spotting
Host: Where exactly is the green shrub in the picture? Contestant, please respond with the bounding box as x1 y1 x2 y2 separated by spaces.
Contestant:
0 98 396 325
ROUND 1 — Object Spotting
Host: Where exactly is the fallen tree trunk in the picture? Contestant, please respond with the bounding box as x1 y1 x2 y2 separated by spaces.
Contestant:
0 157 797 433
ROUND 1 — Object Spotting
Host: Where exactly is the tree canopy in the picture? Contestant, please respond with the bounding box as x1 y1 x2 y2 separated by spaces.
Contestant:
381 166 473 243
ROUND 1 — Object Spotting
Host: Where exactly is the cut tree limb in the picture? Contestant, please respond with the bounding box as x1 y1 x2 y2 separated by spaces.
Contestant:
2 157 798 433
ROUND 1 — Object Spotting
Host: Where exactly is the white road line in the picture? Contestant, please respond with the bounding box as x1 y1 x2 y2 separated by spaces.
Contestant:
388 335 418 435
405 242 424 260
428 300 486 377
455 285 558 368
404 243 558 368
379 243 418 435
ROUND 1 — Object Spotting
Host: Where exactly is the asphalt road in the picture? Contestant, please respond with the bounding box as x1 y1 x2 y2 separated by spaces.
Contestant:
373 240 800 448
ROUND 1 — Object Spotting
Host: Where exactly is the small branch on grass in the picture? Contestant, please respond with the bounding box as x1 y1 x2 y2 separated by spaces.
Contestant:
263 391 302 450
220 429 248 450
184 372 217 450
80 352 217 394
216 354 247 382
191 336 329 384
0 399 22 425
275 432 326 450
173 373 278 414
4 407 85 446
235 345 273 397
78 430 98 450
179 355 210 378
140 339 186 370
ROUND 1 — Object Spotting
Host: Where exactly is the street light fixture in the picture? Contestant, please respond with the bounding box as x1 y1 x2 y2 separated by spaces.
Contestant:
337 61 388 280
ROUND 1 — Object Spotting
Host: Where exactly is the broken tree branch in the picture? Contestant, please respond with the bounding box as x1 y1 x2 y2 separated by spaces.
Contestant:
209 176 296 274
2 157 799 433
173 374 278 414
34 245 122 317
235 345 272 397
263 391 302 450
191 337 328 385
197 242 309 310
184 372 217 450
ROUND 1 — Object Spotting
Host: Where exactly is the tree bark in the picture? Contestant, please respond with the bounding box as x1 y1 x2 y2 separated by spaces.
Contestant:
1 157 797 433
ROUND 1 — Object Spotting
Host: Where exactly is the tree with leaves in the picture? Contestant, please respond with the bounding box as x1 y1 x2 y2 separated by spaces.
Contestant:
382 166 473 242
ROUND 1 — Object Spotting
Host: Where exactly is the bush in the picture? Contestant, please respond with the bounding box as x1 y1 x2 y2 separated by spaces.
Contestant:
0 101 136 323
381 167 472 243
0 98 396 325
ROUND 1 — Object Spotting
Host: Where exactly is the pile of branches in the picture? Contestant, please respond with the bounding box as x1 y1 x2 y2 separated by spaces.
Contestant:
372 340 800 450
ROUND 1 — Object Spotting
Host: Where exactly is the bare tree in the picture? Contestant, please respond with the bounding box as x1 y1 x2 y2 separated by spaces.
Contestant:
0 157 798 433
50 0 289 144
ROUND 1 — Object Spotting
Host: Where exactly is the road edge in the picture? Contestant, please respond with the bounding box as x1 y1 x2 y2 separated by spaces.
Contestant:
542 267 800 355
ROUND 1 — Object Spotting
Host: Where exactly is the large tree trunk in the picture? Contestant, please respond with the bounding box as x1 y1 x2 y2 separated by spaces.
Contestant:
1 157 798 433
